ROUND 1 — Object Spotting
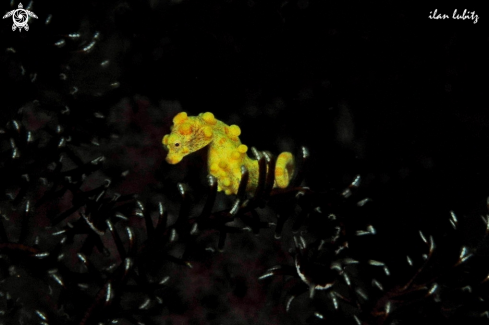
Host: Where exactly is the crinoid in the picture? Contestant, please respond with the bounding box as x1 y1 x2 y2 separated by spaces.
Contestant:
257 173 383 324
2 100 315 324
359 208 489 324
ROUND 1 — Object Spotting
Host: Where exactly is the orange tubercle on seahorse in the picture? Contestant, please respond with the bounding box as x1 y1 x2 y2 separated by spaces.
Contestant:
162 112 294 195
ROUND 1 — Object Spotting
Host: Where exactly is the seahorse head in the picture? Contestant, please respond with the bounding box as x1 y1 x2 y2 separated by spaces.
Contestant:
162 112 214 164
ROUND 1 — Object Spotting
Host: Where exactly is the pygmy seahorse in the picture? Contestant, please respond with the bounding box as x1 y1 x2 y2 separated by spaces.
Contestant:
162 112 294 195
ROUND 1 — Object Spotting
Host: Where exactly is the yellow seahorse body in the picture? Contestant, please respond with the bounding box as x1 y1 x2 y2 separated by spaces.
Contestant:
162 112 294 195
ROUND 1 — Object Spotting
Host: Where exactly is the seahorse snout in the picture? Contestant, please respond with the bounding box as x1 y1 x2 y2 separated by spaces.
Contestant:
166 154 182 165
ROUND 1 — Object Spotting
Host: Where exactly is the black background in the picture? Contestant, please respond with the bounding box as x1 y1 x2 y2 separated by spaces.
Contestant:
1 1 489 324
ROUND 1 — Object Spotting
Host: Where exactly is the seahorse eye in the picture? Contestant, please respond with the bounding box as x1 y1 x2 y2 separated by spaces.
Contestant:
174 143 180 147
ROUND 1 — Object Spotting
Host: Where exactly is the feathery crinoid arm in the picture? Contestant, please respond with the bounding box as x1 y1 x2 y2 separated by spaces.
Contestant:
162 111 295 195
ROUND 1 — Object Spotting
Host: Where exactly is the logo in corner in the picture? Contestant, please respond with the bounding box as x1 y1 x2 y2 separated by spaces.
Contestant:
3 3 38 32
